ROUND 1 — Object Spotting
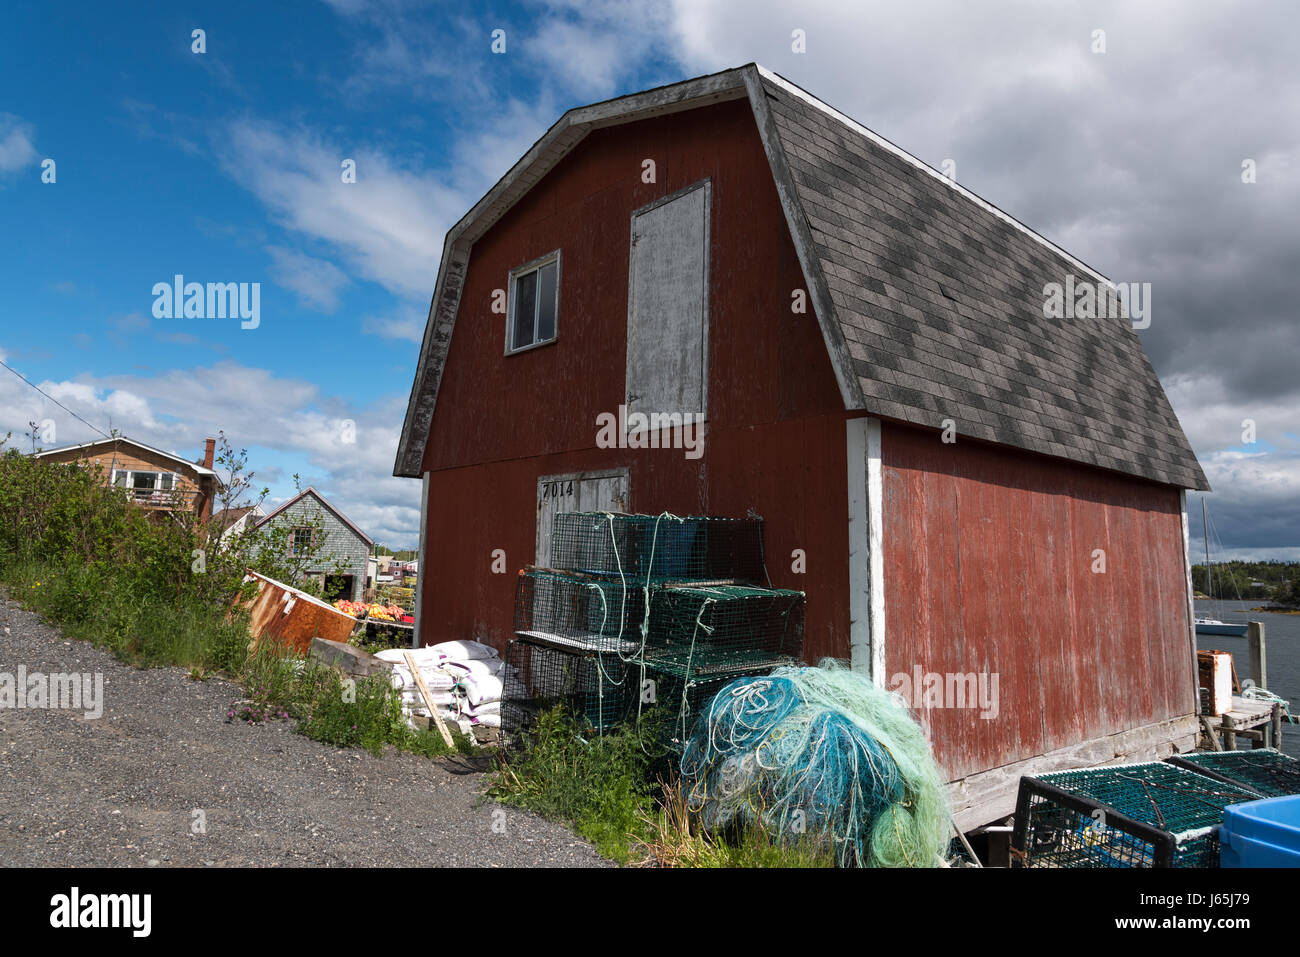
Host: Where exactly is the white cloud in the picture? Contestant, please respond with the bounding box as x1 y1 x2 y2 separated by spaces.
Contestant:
0 360 422 546
362 312 425 343
267 246 350 312
0 113 37 174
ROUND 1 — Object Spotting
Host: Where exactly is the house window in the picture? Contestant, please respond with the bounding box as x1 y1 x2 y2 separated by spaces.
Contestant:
160 473 174 491
289 527 313 556
506 252 560 353
112 470 128 488
133 472 156 492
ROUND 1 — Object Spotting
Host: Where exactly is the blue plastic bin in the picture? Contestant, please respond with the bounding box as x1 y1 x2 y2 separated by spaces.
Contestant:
1220 795 1300 868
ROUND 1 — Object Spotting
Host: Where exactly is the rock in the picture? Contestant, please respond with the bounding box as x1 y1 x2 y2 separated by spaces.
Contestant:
308 637 394 678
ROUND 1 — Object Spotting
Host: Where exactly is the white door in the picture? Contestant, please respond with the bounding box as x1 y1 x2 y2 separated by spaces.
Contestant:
536 469 630 565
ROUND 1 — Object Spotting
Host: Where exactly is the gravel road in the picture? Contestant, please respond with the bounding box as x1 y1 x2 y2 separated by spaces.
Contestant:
0 593 609 867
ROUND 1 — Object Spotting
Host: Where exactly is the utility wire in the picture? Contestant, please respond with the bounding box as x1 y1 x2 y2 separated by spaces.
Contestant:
0 356 112 441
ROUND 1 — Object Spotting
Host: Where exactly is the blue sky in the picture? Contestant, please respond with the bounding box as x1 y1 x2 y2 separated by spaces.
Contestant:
1 1 1297 557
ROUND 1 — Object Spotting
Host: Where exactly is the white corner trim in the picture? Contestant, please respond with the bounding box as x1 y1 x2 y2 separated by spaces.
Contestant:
1180 490 1197 705
755 65 1112 289
846 419 870 676
866 418 886 685
414 471 429 649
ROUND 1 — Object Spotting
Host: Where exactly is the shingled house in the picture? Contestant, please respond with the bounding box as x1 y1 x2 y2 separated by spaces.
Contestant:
394 64 1208 828
252 488 372 602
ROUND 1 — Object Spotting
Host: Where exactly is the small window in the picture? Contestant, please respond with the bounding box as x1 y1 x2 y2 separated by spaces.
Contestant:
507 252 560 353
160 473 174 491
289 527 313 556
113 470 128 488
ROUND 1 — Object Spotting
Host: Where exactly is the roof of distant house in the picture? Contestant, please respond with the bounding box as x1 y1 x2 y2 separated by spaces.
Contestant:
253 487 374 546
33 436 217 477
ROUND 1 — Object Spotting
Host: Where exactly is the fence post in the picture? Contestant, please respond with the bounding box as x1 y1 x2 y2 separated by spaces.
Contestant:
1247 620 1267 691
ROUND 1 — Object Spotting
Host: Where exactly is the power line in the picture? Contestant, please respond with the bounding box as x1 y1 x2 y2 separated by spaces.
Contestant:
0 356 112 441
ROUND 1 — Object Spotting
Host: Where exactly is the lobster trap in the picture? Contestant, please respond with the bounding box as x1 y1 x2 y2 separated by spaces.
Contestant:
644 582 805 672
513 567 645 653
634 656 796 753
500 635 634 743
1167 749 1300 799
1012 762 1259 868
549 512 767 584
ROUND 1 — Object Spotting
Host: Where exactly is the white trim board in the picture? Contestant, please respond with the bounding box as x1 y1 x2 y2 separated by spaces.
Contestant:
866 418 886 685
846 418 870 676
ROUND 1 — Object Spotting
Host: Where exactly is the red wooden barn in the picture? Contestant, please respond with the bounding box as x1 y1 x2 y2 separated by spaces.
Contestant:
394 64 1209 828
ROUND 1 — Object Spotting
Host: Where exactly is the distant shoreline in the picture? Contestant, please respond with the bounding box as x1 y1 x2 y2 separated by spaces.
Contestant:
1249 605 1300 616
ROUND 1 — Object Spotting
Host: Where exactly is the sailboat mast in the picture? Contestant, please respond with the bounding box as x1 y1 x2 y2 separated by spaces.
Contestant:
1203 496 1212 599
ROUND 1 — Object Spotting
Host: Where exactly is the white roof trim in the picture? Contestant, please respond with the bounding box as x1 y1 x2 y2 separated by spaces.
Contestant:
756 65 1113 288
33 436 217 476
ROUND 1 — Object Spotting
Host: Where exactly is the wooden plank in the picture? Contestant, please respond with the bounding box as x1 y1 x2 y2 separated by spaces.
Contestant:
626 180 710 419
402 650 456 748
948 714 1200 832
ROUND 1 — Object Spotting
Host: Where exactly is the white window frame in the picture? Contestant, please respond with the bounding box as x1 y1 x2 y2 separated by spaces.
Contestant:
504 249 561 355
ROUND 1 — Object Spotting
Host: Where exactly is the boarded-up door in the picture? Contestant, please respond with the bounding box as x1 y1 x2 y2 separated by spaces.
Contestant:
536 469 630 565
626 180 710 424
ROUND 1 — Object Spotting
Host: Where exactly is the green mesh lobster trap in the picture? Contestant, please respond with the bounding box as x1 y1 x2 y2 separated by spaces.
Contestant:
500 635 634 743
549 512 768 584
644 583 805 669
633 655 797 754
1167 749 1300 799
1012 761 1259 867
512 566 645 654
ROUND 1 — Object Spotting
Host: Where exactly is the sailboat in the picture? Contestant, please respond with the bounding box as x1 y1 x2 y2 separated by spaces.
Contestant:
1194 497 1249 638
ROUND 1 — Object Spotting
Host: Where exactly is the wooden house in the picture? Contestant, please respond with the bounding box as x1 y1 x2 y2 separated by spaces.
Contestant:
34 435 218 522
393 65 1209 828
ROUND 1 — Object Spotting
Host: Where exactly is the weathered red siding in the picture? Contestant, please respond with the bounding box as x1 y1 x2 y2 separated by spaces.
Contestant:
881 422 1196 781
419 99 850 660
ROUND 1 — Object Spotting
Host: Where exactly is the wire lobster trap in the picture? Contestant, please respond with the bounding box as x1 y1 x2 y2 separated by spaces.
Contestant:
644 582 805 670
549 512 768 585
513 566 645 654
500 635 634 743
1011 761 1259 868
633 655 797 755
1167 749 1300 799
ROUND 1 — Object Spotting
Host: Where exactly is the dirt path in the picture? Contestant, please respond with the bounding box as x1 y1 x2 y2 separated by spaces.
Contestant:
0 593 608 867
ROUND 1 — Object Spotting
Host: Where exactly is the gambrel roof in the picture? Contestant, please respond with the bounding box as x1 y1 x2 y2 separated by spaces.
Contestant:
395 64 1208 490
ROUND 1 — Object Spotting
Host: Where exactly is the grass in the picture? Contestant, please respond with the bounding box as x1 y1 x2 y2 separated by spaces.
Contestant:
486 705 838 868
5 559 249 674
1 560 475 761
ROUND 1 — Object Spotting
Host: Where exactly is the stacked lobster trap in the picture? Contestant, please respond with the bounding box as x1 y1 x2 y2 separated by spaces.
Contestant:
502 511 805 751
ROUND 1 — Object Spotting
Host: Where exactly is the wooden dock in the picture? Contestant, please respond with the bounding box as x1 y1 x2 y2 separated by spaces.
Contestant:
1200 696 1285 751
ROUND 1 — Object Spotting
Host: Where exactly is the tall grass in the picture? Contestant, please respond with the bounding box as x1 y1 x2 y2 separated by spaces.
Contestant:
487 706 837 867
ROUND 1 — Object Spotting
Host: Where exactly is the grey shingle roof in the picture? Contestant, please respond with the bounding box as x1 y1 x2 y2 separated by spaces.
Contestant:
758 73 1208 490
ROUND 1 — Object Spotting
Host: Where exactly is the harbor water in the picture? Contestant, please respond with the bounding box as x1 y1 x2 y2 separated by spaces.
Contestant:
1195 599 1300 759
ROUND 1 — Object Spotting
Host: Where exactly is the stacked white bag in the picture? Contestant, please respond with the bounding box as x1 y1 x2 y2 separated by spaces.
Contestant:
375 640 516 730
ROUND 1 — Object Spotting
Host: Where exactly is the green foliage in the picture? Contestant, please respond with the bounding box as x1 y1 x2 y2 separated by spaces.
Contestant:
1192 560 1300 602
486 706 837 867
0 435 473 767
487 708 658 863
